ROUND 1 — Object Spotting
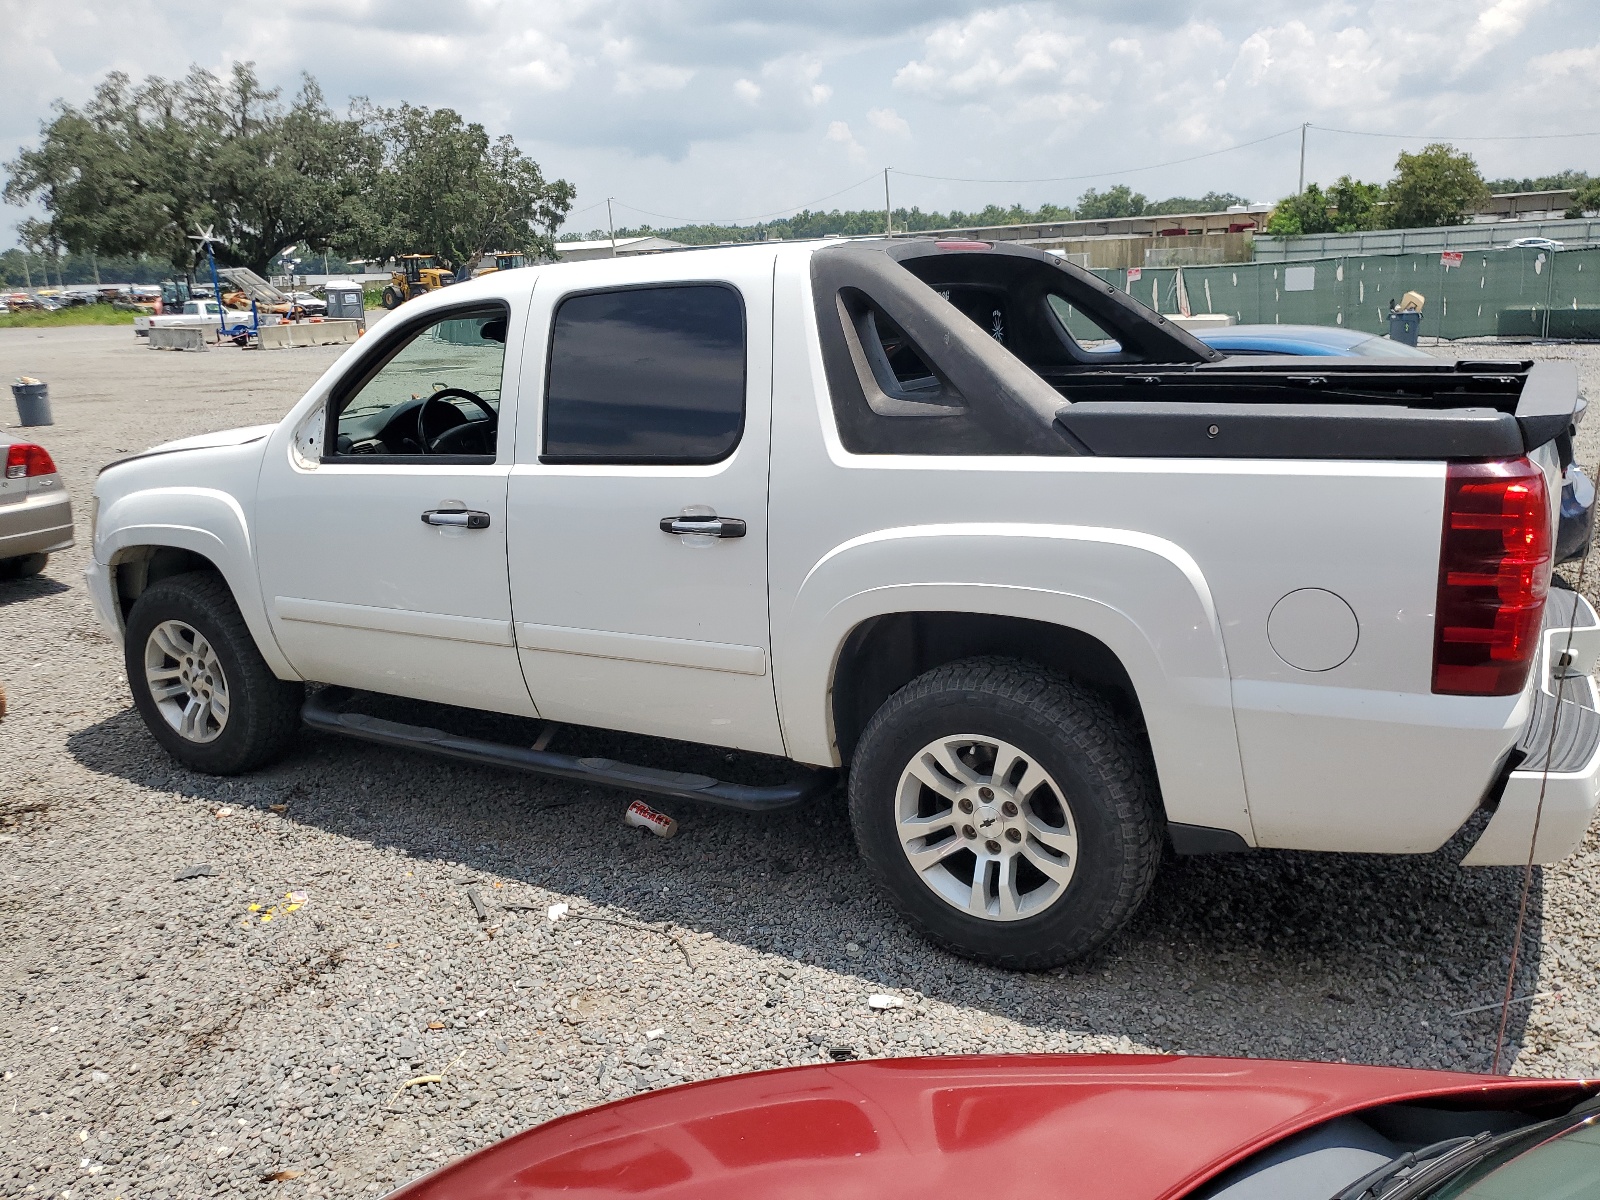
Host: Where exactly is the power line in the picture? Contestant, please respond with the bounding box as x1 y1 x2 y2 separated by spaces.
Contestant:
607 170 883 228
891 126 1304 185
1315 125 1600 141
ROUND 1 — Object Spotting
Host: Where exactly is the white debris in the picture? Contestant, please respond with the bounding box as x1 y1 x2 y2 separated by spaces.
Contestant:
645 1028 665 1040
867 994 906 1010
546 902 569 923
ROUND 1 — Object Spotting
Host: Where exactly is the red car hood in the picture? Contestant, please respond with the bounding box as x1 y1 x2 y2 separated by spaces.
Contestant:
389 1054 1593 1200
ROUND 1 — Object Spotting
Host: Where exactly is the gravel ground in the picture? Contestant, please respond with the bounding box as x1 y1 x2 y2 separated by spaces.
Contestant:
4 327 1600 1198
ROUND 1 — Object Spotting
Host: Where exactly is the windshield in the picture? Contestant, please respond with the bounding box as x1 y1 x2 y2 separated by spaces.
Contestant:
1423 1113 1600 1198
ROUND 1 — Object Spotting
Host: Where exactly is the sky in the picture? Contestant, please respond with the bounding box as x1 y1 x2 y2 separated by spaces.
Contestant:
3 0 1600 243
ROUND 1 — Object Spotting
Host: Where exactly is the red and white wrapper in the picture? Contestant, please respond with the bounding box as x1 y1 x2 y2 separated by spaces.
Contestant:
624 799 678 839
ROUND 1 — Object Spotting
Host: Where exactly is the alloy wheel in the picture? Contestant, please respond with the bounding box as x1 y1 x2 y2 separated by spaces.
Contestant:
143 619 230 744
895 734 1078 921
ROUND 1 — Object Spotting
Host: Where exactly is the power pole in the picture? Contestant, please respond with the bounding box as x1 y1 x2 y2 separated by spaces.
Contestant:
606 198 618 258
883 168 892 237
1298 123 1308 195
91 251 100 286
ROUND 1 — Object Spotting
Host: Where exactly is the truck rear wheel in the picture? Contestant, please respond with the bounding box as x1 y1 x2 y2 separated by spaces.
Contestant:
848 657 1162 970
124 571 303 775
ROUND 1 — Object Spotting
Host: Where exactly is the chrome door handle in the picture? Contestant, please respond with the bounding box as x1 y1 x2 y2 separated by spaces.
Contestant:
422 508 491 529
659 515 746 538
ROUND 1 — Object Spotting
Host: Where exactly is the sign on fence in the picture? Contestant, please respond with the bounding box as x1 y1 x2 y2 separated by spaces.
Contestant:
1441 251 1464 268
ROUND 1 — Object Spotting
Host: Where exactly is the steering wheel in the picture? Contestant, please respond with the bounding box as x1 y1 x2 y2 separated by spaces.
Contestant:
418 387 498 454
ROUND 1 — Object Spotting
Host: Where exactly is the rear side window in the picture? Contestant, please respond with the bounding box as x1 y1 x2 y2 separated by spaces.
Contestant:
542 284 746 463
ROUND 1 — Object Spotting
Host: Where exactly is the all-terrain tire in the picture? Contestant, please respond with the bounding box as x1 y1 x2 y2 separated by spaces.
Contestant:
849 657 1163 970
124 571 303 775
381 285 403 310
0 553 48 579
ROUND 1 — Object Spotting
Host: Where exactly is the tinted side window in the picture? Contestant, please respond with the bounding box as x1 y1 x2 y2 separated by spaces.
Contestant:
542 284 745 463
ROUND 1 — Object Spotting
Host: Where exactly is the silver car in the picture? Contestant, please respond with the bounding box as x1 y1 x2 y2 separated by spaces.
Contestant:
1 435 73 577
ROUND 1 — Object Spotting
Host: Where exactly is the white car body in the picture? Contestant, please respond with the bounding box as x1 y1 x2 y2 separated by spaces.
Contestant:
133 300 239 336
87 240 1600 872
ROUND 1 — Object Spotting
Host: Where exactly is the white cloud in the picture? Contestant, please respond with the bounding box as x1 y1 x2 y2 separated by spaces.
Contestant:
868 106 910 136
826 118 867 162
0 0 1594 240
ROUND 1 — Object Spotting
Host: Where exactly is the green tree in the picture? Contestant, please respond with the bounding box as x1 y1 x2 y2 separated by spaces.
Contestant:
1145 191 1249 216
1075 184 1147 219
1385 143 1488 229
346 103 573 270
1265 184 1335 236
4 64 377 275
1565 179 1600 218
1488 169 1591 194
1326 175 1384 232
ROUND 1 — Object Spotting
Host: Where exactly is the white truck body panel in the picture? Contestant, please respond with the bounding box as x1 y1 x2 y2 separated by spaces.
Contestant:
85 239 1600 869
506 248 786 754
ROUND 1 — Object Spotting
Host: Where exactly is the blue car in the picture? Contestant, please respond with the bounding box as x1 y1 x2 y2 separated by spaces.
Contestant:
1193 323 1436 359
1195 324 1594 563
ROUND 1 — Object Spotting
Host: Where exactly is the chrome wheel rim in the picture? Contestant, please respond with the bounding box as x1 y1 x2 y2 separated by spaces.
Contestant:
143 620 230 744
895 734 1078 922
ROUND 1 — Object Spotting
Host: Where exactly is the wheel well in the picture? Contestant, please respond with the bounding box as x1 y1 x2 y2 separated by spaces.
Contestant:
112 546 223 623
830 612 1146 766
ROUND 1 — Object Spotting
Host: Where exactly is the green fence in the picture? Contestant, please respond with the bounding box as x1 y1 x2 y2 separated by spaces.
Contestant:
1076 246 1600 341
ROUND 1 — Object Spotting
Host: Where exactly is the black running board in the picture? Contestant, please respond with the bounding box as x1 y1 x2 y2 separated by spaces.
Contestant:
301 687 835 813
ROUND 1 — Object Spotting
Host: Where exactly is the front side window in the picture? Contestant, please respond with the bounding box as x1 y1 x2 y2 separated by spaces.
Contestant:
542 284 745 464
330 306 508 458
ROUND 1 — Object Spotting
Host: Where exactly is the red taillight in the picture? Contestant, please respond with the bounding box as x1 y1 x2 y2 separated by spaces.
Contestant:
1433 458 1552 696
4 443 56 479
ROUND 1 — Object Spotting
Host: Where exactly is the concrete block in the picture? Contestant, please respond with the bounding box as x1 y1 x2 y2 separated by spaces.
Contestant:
147 326 208 352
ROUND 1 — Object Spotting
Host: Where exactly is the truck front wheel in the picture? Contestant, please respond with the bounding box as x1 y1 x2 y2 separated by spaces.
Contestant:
124 571 304 775
849 657 1162 970
381 286 403 310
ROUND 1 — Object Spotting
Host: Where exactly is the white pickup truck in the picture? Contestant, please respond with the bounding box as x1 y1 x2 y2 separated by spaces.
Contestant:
132 299 241 337
88 238 1600 968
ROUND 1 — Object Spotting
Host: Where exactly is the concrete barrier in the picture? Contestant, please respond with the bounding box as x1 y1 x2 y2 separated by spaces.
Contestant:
257 319 362 350
147 326 208 352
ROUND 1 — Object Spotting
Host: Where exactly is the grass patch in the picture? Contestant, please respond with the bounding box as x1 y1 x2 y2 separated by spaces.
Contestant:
0 306 140 329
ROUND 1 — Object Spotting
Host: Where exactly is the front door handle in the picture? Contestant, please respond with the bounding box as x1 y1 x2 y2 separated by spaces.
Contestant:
422 508 491 529
659 515 746 538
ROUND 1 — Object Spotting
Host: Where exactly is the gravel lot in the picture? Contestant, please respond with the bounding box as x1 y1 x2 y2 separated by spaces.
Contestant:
4 326 1600 1198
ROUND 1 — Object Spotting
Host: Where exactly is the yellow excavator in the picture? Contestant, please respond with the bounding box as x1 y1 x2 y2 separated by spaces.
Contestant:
381 255 453 309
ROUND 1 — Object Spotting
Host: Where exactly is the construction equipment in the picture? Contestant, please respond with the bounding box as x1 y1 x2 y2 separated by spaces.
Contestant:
472 251 529 278
382 255 453 309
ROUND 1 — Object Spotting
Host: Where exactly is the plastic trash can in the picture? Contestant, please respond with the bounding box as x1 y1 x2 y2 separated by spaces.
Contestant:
11 380 52 427
1388 311 1422 347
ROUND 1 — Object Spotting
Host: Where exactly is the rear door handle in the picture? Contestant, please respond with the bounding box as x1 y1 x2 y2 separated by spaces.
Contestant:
422 508 491 529
659 515 746 538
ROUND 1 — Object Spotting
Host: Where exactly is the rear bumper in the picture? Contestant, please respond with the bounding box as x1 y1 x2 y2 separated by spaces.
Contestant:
1462 589 1600 865
0 489 74 560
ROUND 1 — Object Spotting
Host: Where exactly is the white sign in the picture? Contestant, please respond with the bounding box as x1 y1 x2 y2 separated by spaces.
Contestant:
1284 266 1316 292
1126 267 1143 282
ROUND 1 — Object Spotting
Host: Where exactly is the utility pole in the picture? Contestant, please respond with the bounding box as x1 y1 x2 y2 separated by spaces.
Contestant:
606 198 618 258
91 251 100 286
1298 122 1308 195
883 168 892 237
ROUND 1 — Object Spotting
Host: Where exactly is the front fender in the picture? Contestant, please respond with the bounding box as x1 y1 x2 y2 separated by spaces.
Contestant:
95 487 298 680
775 523 1253 842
